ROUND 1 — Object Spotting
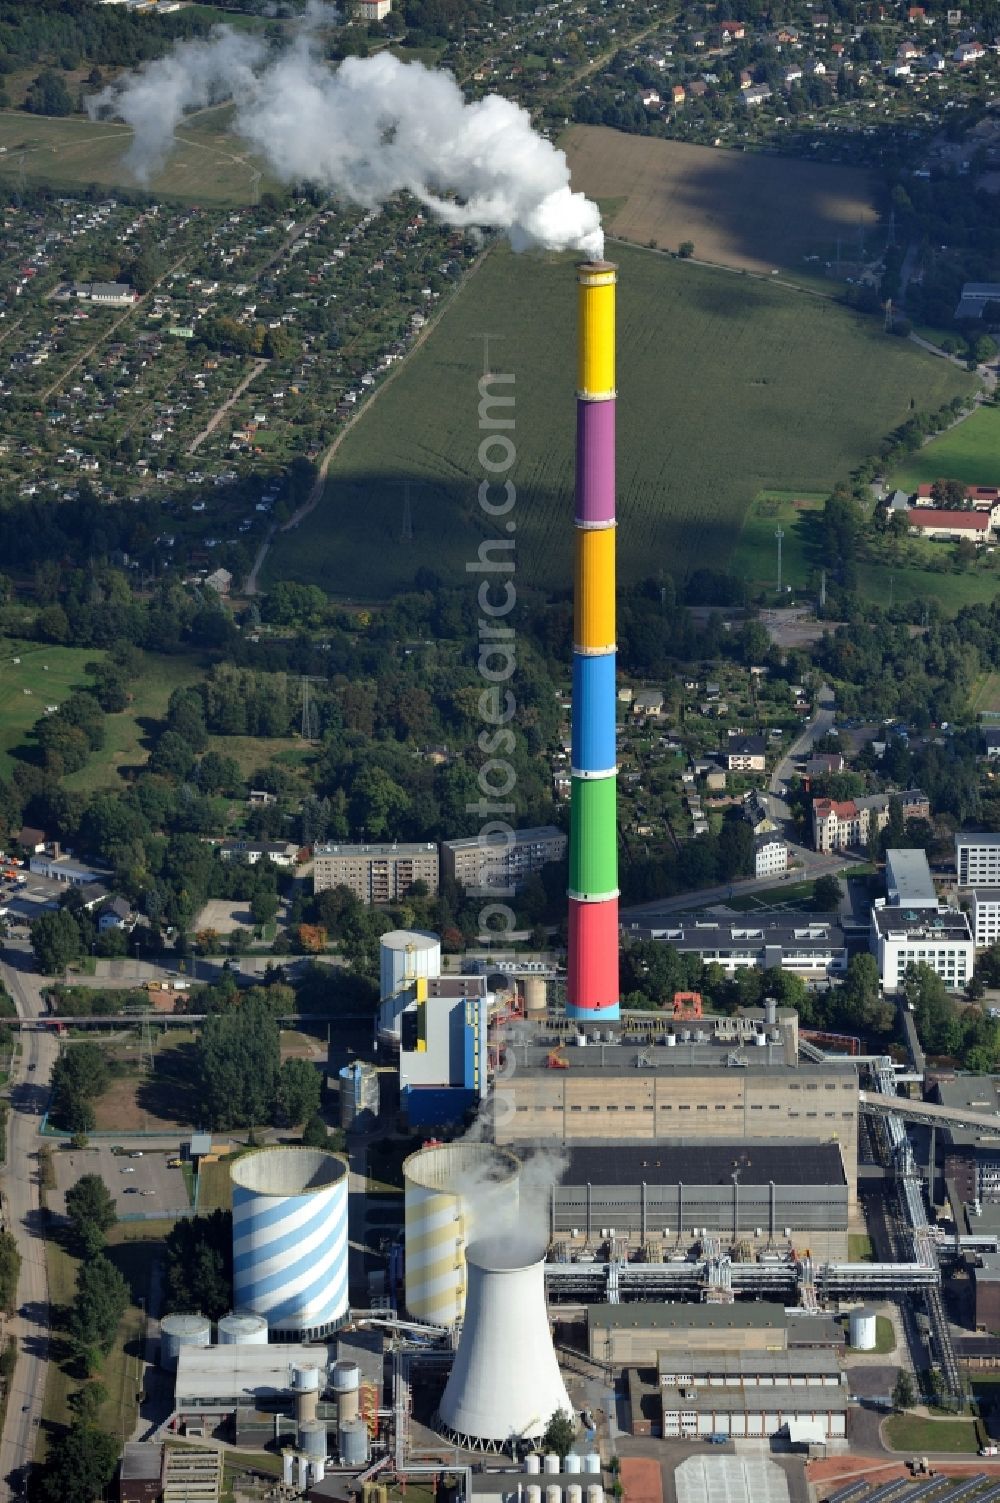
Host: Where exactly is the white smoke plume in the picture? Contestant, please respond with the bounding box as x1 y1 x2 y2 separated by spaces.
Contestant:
89 26 604 257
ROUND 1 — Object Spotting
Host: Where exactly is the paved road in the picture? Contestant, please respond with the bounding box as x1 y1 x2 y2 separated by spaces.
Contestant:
0 951 57 1502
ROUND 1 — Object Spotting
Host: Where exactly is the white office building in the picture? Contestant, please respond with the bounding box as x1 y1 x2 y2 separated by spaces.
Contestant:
957 833 1000 888
885 847 938 909
970 890 1000 949
870 902 974 993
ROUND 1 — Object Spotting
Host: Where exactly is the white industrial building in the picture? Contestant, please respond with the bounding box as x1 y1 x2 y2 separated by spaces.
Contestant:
870 902 974 993
172 1344 333 1420
885 847 938 909
970 889 1000 948
658 1349 848 1441
957 832 1000 888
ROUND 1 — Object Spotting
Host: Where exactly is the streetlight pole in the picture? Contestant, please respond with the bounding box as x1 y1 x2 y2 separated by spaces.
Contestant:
775 528 784 596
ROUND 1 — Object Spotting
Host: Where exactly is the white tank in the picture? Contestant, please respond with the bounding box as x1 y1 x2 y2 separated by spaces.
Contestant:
299 1419 327 1459
380 929 441 1004
231 1147 348 1339
525 1456 542 1475
523 976 547 1014
849 1307 878 1351
665 1032 676 1047
313 1458 327 1484
584 1455 602 1475
339 1416 369 1467
292 1364 324 1391
159 1313 211 1371
544 1455 561 1474
404 1142 520 1327
332 1360 360 1392
282 1451 295 1486
297 1454 309 1490
528 1487 543 1503
587 1488 603 1503
546 1487 561 1503
438 1236 573 1448
217 1312 269 1346
567 1486 583 1503
564 1455 582 1475
339 1061 380 1131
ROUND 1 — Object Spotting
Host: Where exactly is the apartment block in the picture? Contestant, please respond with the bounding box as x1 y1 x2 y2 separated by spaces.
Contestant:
440 824 567 894
957 833 1000 888
312 842 439 904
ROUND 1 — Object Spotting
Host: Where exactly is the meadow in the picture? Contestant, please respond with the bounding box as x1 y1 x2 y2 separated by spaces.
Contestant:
0 642 97 779
730 490 827 593
263 242 973 598
888 402 1000 491
563 126 879 275
61 652 202 794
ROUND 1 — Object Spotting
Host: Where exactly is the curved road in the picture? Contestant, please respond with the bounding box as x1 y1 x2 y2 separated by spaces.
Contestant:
0 947 59 1503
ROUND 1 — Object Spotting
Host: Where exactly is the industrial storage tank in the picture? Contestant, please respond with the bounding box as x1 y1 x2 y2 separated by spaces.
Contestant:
525 1456 542 1475
216 1312 269 1346
380 930 440 1004
299 1420 328 1460
404 1142 520 1327
339 1417 370 1467
437 1236 573 1448
544 1456 560 1475
567 1486 583 1503
159 1313 211 1371
564 1456 582 1475
231 1147 348 1339
332 1360 360 1423
583 1455 602 1475
523 976 547 1016
849 1307 878 1351
339 1061 380 1132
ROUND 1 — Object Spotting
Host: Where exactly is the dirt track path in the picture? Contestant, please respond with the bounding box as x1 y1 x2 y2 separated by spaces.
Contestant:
187 357 268 454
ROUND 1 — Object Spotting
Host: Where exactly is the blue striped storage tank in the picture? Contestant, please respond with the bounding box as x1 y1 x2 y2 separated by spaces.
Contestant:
231 1147 348 1338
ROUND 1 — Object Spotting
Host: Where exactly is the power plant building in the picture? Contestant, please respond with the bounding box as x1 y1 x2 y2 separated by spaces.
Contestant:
231 1148 348 1340
397 975 490 1125
567 261 620 1023
312 842 439 904
440 826 567 893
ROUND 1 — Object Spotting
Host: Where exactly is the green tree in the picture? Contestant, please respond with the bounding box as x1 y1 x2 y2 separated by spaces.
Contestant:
277 1057 322 1127
678 240 695 258
250 889 279 928
892 1369 915 1410
301 1113 330 1148
31 908 84 974
164 1210 233 1321
50 1043 109 1135
0 1230 21 1316
196 996 280 1130
812 873 843 912
540 1409 576 1457
41 1421 118 1503
65 1174 117 1257
25 69 72 116
68 1254 129 1368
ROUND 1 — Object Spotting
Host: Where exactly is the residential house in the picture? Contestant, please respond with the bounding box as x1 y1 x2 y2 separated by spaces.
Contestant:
744 83 772 104
97 896 135 933
723 735 767 772
812 788 929 851
955 40 985 62
804 752 845 777
908 5 927 19
719 20 746 41
687 79 709 97
739 68 753 88
219 838 300 867
16 825 47 854
205 567 232 595
906 508 991 543
811 11 830 25
784 64 803 84
982 729 1000 760
633 690 665 718
754 834 788 879
358 0 392 17
248 789 278 806
671 83 687 105
640 88 662 109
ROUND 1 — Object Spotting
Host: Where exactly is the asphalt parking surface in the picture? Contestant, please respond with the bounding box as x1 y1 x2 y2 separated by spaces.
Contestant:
51 1142 190 1218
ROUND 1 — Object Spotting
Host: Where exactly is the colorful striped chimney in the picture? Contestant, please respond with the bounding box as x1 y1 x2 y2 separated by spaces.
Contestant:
567 260 619 1023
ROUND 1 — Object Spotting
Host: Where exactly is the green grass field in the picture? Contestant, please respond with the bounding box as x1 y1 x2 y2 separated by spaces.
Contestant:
883 1414 979 1453
854 556 1000 613
60 651 202 794
971 672 1000 716
889 403 1000 491
0 107 272 204
263 243 973 598
0 642 97 778
731 490 827 591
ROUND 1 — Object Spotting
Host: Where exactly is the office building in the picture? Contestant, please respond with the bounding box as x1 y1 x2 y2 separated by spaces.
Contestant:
440 825 566 894
625 911 848 980
870 902 974 993
971 890 1000 948
885 847 938 909
958 832 1000 888
312 842 439 904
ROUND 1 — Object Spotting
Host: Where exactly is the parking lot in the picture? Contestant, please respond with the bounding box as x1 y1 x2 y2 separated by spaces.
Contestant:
50 1143 192 1219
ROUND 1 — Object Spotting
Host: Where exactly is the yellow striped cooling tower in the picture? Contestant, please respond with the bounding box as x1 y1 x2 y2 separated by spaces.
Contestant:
403 1143 520 1328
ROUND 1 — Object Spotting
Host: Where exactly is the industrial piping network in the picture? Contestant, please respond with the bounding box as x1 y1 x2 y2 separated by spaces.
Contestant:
567 260 620 1023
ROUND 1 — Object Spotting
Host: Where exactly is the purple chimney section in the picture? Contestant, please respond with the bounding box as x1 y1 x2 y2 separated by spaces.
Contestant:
574 397 616 529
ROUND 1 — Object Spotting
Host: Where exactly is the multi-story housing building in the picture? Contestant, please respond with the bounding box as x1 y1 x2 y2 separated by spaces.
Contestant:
812 788 928 852
440 825 566 894
869 902 974 993
957 832 1000 888
312 842 440 904
753 834 788 878
722 735 766 772
970 890 1000 948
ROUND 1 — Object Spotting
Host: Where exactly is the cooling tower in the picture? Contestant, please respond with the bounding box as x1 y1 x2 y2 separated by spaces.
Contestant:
231 1147 348 1339
568 261 619 1021
437 1236 573 1450
404 1142 520 1327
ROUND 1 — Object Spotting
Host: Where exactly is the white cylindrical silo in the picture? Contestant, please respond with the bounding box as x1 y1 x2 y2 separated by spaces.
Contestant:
217 1312 269 1346
231 1147 348 1339
849 1307 878 1351
314 1458 326 1484
567 1485 583 1503
339 1060 380 1131
299 1419 328 1459
523 976 547 1015
282 1451 295 1487
526 1456 542 1475
297 1454 309 1491
404 1142 520 1327
159 1313 211 1371
339 1416 370 1467
587 1487 603 1503
380 929 441 1003
583 1455 601 1475
527 1487 542 1503
438 1236 574 1448
564 1455 582 1475
544 1455 560 1475
546 1486 561 1503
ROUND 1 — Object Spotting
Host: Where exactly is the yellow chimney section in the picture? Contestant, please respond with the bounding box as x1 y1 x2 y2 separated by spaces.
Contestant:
577 262 616 400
